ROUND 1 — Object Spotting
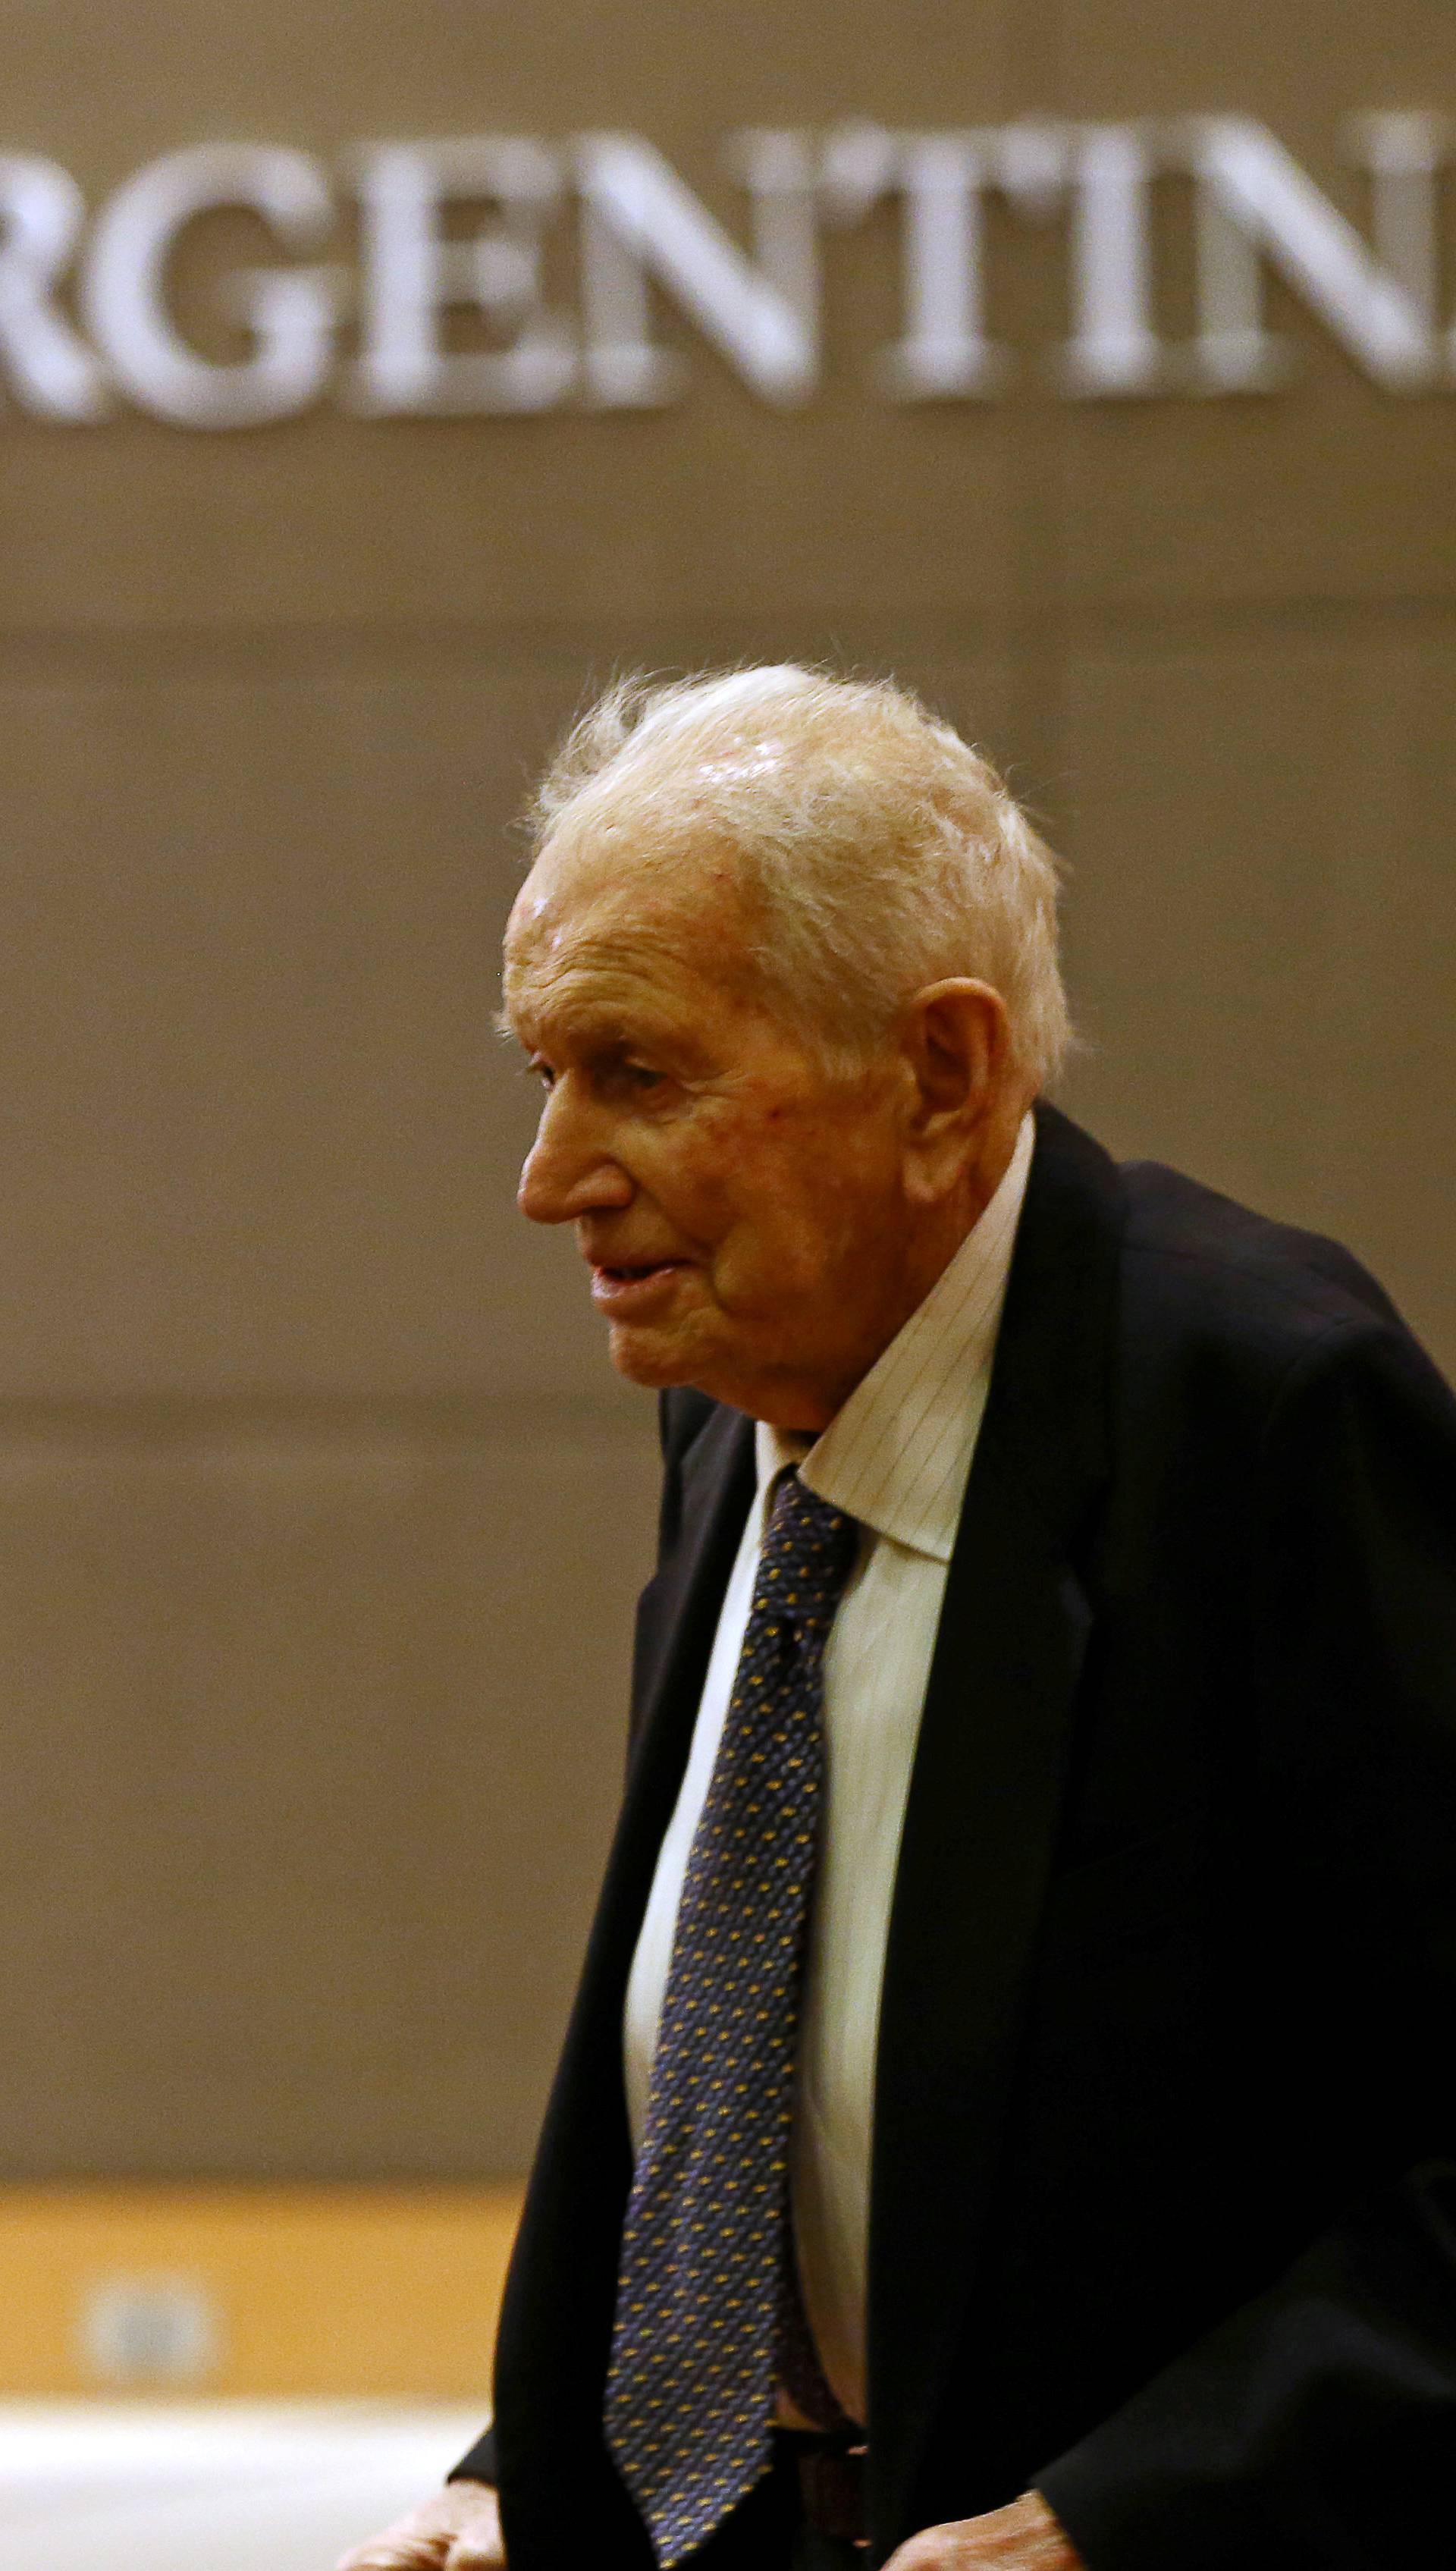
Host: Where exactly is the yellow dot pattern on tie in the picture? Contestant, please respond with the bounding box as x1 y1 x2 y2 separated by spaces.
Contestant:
604 1471 858 2566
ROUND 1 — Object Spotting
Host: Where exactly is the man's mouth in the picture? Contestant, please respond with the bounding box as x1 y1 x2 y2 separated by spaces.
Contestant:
589 1257 692 1312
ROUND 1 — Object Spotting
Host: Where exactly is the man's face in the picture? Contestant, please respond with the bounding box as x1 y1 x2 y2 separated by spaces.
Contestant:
503 832 919 1430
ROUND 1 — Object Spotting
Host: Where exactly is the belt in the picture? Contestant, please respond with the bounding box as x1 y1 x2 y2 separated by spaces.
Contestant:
776 2429 868 2545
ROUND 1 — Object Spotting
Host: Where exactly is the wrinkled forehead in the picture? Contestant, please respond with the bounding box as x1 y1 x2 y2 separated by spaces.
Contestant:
506 824 744 978
502 824 759 1027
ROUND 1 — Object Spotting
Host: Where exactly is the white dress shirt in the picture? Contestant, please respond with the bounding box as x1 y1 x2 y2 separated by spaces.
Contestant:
623 1113 1036 2427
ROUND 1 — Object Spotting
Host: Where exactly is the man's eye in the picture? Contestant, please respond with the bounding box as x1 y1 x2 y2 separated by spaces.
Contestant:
529 1059 557 1091
623 1063 664 1091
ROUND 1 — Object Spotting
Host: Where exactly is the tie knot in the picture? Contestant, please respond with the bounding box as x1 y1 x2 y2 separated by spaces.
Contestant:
758 1469 858 1629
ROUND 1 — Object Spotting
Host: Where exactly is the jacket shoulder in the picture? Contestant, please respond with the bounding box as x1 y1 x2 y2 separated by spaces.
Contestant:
1114 1154 1408 1363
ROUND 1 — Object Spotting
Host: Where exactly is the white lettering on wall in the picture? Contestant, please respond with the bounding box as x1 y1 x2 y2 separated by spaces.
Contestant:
1062 124 1161 395
0 115 1449 426
821 119 1162 398
822 125 1004 397
1348 110 1450 335
576 132 817 405
0 157 108 419
81 144 337 426
351 137 575 414
1178 116 1434 390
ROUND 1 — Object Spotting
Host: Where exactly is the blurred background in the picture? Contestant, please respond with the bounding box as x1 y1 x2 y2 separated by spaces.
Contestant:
2 0 1454 2560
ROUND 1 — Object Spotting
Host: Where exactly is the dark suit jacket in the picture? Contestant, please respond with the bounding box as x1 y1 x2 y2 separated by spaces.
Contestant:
453 1103 1456 2569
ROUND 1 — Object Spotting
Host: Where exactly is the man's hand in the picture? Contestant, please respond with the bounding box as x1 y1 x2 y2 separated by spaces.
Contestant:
334 2479 504 2570
884 2489 1084 2571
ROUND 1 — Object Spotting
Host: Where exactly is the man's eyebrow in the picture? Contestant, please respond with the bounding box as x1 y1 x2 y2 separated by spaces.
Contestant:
493 1003 681 1061
579 1022 697 1071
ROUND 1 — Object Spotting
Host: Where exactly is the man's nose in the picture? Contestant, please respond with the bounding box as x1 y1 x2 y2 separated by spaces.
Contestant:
517 1084 633 1226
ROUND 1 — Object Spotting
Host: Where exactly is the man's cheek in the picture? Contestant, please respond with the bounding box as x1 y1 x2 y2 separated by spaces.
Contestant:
704 1235 795 1322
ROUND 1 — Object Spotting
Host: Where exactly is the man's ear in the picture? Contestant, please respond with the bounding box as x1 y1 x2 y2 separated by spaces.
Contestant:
899 979 1013 1201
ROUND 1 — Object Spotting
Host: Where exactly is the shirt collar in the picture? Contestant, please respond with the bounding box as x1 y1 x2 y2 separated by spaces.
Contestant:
755 1112 1036 1563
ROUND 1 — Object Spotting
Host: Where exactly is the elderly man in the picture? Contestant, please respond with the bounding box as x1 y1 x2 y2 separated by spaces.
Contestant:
341 668 1456 2571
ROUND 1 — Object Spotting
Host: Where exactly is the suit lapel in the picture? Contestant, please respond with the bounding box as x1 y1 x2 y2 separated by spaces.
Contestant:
494 1399 757 2570
866 1107 1122 2555
629 1401 758 1785
563 1397 757 2104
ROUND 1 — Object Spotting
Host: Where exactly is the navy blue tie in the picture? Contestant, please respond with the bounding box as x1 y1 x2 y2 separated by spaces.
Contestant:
604 1470 858 2565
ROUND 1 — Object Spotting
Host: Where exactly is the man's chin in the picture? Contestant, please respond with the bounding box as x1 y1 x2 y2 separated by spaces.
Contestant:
605 1320 704 1392
606 1323 777 1421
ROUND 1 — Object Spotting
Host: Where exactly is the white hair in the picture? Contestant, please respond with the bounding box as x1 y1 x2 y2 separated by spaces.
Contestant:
527 664 1074 1087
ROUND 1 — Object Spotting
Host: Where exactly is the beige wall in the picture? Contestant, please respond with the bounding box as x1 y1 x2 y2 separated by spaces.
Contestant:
1 0 1453 2177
